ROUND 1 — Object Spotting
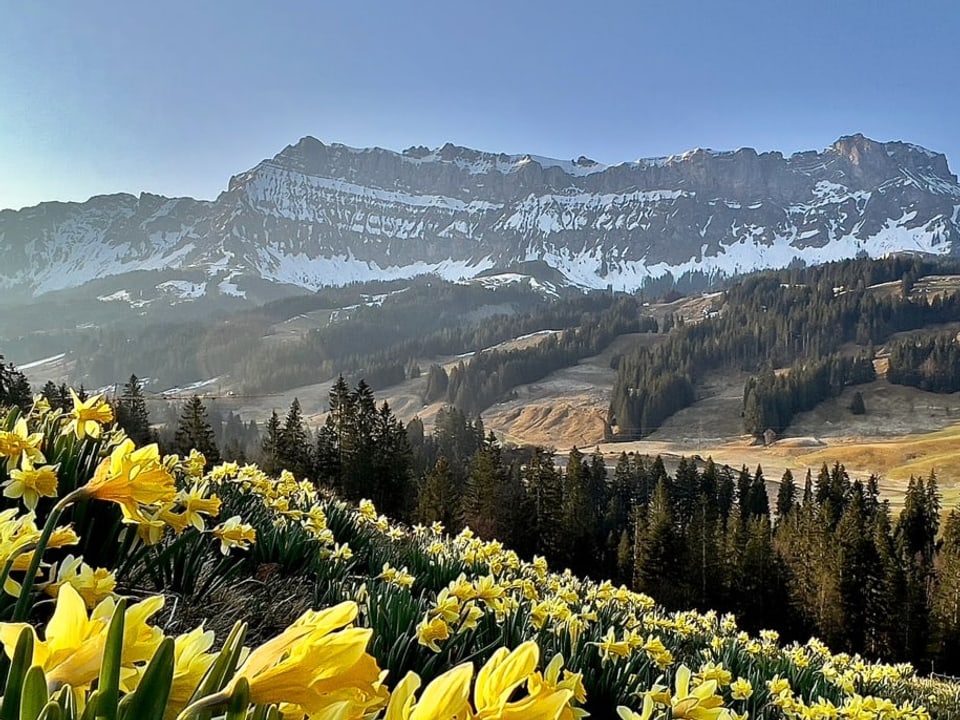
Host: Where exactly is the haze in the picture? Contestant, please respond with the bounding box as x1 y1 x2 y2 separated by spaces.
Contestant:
1 0 957 211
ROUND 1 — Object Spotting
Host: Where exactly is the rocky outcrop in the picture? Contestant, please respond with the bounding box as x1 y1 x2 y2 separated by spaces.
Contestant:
1 133 957 299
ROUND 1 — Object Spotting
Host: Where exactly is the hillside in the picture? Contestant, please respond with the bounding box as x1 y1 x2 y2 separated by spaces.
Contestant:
1 397 958 719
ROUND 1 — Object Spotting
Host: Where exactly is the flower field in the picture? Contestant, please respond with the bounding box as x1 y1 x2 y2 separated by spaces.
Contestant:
0 393 957 719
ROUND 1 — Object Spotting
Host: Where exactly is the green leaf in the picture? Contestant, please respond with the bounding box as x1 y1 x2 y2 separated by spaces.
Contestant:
185 621 247 720
0 627 34 720
96 598 127 720
20 666 49 720
37 703 62 720
224 677 249 720
80 692 101 720
120 637 173 720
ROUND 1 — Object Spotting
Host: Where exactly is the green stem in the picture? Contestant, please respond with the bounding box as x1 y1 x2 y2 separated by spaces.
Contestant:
175 691 228 720
11 489 84 622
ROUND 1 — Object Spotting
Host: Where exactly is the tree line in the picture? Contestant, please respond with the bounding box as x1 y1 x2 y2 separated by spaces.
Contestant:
887 330 960 394
742 352 876 435
611 256 960 439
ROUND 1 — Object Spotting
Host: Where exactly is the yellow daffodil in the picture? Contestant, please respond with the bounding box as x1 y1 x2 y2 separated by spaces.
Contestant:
167 626 218 714
416 616 450 652
475 641 577 720
378 562 415 589
63 390 114 439
177 483 221 531
0 583 107 689
330 542 353 561
211 516 256 554
44 554 116 608
406 663 473 720
78 439 176 523
4 457 58 510
652 664 731 720
730 677 753 701
31 394 52 415
0 417 45 471
595 627 631 659
618 695 656 720
384 671 422 720
192 601 383 718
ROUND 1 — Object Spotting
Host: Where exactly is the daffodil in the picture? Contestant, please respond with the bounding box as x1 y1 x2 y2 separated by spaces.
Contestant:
730 677 753 701
618 695 656 720
44 554 116 608
78 439 176 523
416 615 450 652
177 483 221 531
0 417 45 471
389 663 472 720
185 601 384 719
167 626 218 716
211 516 256 554
4 456 59 510
651 664 732 720
63 389 114 439
474 641 577 720
0 583 108 689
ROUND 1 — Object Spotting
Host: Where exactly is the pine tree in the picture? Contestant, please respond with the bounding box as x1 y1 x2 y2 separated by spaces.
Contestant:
371 400 413 519
933 508 960 670
461 443 503 538
634 479 683 608
174 395 220 467
41 380 61 409
849 390 866 415
278 398 311 479
0 355 31 411
260 411 282 476
776 468 797 522
325 375 354 493
560 447 596 574
416 456 460 528
615 528 633 586
524 448 563 559
115 374 154 446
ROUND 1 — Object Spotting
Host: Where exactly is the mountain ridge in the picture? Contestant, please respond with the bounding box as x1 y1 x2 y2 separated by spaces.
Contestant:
1 133 958 302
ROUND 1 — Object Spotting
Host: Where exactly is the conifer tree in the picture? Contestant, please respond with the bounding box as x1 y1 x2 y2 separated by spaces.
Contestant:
416 456 460 528
560 447 596 573
260 411 282 476
41 380 60 409
634 479 683 608
174 395 220 467
933 508 960 669
776 469 797 523
115 374 154 446
0 355 31 410
524 448 563 558
461 442 503 538
278 398 311 479
371 400 413 519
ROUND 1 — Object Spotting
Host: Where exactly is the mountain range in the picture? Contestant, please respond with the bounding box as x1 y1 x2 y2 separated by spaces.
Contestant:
1 133 958 307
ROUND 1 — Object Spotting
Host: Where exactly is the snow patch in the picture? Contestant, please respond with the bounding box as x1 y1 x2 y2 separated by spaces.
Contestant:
157 280 206 300
160 377 221 396
18 353 66 370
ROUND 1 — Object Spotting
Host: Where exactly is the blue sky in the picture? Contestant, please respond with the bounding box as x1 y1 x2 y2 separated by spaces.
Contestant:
1 0 957 210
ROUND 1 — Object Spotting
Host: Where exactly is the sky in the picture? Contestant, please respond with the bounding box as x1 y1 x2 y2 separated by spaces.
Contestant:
1 0 957 211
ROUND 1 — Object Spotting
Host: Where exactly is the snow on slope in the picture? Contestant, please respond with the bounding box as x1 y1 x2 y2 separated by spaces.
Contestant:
1 134 957 300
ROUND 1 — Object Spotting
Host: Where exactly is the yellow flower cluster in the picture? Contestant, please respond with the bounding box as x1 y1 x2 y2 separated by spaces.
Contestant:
385 640 585 720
